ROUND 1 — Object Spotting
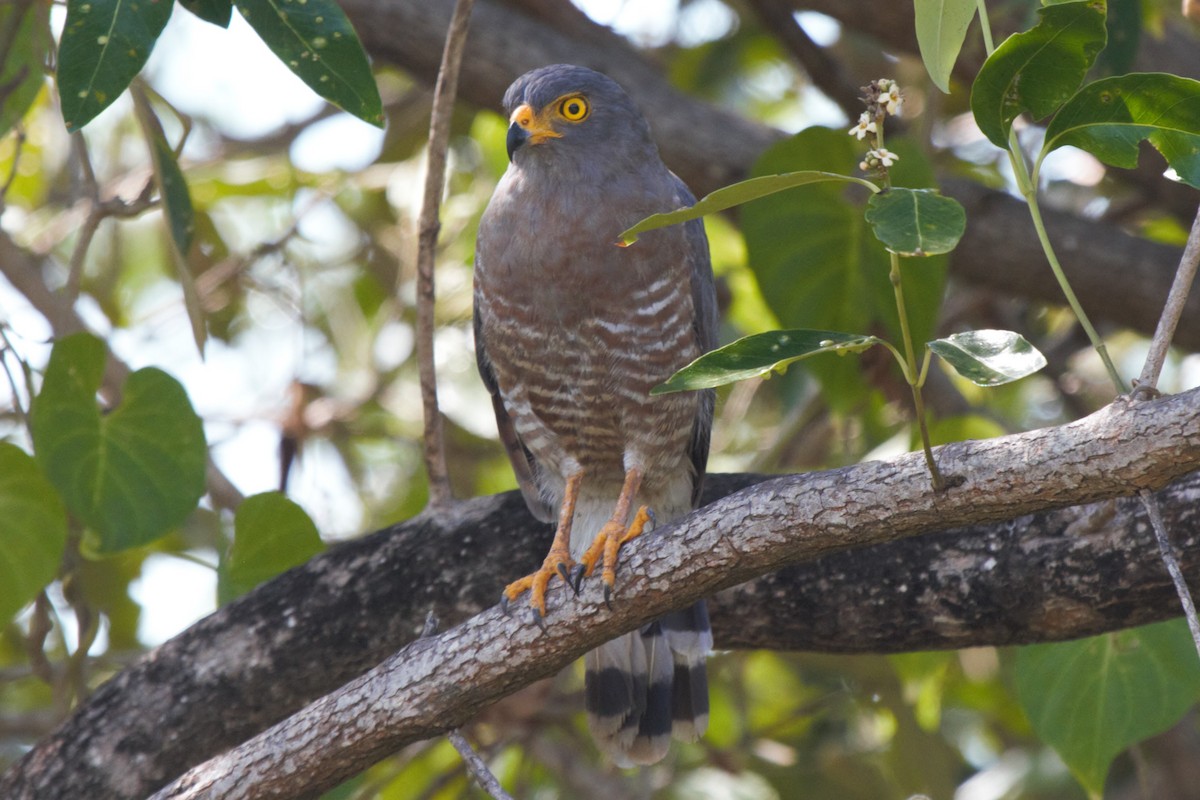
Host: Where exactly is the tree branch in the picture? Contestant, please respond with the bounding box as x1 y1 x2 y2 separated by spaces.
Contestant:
147 388 1200 799
7 388 1197 798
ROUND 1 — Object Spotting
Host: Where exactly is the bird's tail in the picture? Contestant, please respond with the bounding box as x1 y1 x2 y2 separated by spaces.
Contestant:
584 601 711 766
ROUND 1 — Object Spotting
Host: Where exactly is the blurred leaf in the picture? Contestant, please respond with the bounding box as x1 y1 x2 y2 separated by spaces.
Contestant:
927 330 1046 386
30 333 207 554
132 88 206 353
0 1 50 137
620 171 876 245
179 0 232 27
914 0 977 93
742 128 946 409
0 443 67 625
57 0 174 132
1041 73 1200 189
235 0 383 127
219 492 323 603
654 330 880 394
864 189 966 256
1099 0 1141 75
970 0 1107 148
1015 620 1200 794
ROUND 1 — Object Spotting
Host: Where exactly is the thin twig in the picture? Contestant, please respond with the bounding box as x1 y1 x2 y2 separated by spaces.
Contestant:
448 730 516 800
1133 203 1200 660
1137 203 1200 391
413 0 476 509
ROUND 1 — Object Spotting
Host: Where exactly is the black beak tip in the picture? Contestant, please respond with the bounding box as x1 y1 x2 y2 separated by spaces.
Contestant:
506 123 527 162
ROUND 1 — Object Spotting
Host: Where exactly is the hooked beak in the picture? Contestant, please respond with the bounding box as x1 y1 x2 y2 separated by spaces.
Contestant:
506 103 560 161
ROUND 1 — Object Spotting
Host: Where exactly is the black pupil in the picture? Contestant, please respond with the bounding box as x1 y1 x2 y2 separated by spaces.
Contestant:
567 102 581 116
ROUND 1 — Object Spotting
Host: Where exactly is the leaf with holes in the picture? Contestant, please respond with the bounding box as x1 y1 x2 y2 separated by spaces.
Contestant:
970 0 1107 149
1015 621 1200 795
180 0 232 27
0 444 67 625
30 333 207 554
619 171 877 245
914 0 977 93
58 0 174 132
236 0 383 127
928 330 1046 386
219 492 324 603
1041 73 1200 190
865 188 966 256
652 330 881 394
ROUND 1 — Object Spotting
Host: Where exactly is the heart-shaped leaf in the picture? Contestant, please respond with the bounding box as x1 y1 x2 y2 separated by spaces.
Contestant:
865 188 966 256
653 330 881 394
58 0 174 132
619 171 877 245
1015 620 1200 795
1041 73 1200 189
928 330 1046 386
235 0 383 127
30 333 207 554
914 0 978 93
970 0 1107 149
218 492 323 603
0 443 67 624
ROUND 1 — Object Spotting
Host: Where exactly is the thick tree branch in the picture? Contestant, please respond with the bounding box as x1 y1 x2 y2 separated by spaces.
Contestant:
6 388 1197 798
148 389 1200 799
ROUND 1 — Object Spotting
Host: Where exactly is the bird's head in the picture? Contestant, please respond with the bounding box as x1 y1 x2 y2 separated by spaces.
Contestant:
501 65 655 166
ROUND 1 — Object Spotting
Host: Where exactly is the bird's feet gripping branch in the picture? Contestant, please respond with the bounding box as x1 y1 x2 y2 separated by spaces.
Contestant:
501 467 652 621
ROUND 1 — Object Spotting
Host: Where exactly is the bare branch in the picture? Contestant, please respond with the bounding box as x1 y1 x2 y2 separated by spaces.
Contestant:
1138 203 1200 391
413 0 476 508
448 731 514 800
142 388 1200 800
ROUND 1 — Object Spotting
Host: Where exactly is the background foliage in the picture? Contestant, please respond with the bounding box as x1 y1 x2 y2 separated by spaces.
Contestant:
2 0 1200 798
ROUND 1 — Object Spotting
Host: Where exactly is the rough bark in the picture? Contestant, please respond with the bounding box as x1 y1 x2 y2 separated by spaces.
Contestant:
5 388 1199 798
147 388 1200 799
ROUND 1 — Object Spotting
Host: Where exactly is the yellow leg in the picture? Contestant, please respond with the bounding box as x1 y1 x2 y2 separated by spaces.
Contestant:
502 471 582 620
578 467 650 602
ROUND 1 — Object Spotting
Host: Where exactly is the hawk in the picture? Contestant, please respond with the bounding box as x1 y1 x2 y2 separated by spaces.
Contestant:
474 64 717 766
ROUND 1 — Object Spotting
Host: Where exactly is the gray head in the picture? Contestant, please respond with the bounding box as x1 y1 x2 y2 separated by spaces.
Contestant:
501 65 658 173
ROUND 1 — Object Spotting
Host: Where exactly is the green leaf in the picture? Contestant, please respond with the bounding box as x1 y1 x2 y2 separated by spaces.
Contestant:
1015 620 1200 795
57 0 174 132
864 188 966 256
235 0 383 127
927 329 1046 386
653 330 881 394
133 89 206 352
914 0 977 93
30 333 207 554
179 0 232 27
219 492 324 603
619 171 877 245
741 128 947 409
0 1 50 138
970 0 1108 149
0 444 67 624
1041 73 1200 190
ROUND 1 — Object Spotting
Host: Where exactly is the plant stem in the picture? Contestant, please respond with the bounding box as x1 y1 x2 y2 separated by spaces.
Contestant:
889 251 944 490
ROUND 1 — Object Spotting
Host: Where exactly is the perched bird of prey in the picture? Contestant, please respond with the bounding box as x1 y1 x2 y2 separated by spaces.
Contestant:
474 64 718 766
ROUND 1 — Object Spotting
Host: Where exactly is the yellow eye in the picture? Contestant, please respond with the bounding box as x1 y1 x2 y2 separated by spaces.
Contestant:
559 96 589 122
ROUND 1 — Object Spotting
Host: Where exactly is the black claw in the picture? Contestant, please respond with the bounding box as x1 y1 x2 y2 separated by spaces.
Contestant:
569 564 586 594
646 508 658 531
532 608 548 633
500 594 511 616
557 562 572 586
603 583 613 611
